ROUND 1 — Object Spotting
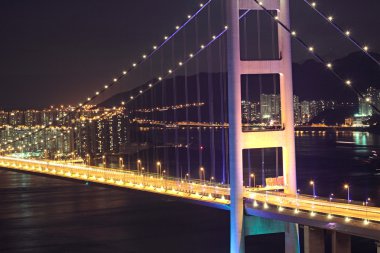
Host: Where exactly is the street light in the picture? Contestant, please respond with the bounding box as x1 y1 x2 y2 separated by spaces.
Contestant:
309 180 316 198
85 153 90 165
328 193 334 219
141 167 145 185
210 176 215 184
364 197 371 224
199 167 205 184
137 159 141 173
295 189 301 212
249 173 256 188
156 161 161 177
102 155 106 167
119 157 124 168
344 184 350 203
162 170 167 189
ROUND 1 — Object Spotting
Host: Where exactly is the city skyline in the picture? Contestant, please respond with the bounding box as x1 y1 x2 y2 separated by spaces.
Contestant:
0 1 379 253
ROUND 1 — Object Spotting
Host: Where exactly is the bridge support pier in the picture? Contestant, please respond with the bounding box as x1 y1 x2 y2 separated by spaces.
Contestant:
304 226 325 253
285 223 300 253
244 215 300 253
227 0 297 251
332 231 351 253
376 241 380 253
226 0 244 252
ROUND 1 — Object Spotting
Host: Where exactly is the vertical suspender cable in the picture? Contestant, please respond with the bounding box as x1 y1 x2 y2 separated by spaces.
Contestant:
150 58 155 173
220 0 227 183
272 11 279 178
207 4 216 179
243 12 252 185
195 15 203 171
257 10 266 185
172 39 180 178
219 38 227 183
161 48 168 173
184 30 191 177
223 5 229 185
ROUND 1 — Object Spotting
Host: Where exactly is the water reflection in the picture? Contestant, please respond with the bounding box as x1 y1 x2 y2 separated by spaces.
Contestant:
295 130 380 206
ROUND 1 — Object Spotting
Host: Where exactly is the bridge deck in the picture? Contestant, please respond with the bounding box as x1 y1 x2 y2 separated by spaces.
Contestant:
1 156 380 236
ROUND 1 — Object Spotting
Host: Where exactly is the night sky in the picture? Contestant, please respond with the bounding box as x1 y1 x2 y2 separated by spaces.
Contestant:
0 0 379 109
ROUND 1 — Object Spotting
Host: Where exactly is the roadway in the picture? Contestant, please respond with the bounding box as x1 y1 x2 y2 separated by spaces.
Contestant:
1 155 380 235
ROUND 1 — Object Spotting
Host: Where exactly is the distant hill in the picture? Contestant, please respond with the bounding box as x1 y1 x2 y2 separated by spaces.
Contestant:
101 51 380 108
293 51 380 102
310 107 357 125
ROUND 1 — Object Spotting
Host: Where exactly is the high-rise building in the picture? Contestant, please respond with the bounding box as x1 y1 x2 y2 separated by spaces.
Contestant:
24 110 41 126
241 101 260 124
359 97 372 116
241 101 251 123
260 94 280 119
300 101 310 124
293 96 301 125
309 100 318 119
95 120 107 155
8 110 24 126
41 109 56 126
358 86 380 116
297 99 335 124
0 111 8 126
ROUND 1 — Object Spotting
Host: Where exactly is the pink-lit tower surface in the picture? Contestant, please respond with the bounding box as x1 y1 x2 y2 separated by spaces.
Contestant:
226 0 297 252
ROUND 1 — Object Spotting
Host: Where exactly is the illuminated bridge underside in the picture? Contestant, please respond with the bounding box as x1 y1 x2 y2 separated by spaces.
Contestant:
246 198 380 240
0 156 380 239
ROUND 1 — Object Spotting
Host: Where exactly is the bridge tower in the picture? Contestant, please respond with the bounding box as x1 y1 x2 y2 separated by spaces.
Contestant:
226 0 297 252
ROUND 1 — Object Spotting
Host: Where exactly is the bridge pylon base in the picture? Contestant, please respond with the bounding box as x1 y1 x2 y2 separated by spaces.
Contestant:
244 215 300 253
331 231 351 253
304 226 325 253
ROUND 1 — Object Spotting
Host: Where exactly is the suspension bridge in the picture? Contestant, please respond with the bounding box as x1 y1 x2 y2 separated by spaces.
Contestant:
1 0 380 252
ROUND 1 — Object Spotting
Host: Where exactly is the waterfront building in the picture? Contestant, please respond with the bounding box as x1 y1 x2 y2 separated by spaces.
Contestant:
9 110 24 126
260 94 280 121
0 111 8 126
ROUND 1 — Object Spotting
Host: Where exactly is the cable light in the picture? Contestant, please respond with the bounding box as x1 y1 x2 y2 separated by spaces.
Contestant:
0 1 213 149
89 9 252 117
303 0 380 66
29 13 260 150
3 26 227 152
4 8 254 152
252 0 380 115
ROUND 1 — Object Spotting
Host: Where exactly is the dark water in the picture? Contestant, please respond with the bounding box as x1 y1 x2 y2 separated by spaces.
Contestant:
0 131 379 253
295 131 380 205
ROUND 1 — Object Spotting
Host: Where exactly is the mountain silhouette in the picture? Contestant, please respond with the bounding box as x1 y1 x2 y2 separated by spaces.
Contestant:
102 51 380 108
293 51 380 102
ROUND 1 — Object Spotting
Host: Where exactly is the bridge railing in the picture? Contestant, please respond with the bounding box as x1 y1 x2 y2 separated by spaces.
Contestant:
2 155 380 224
247 191 380 223
0 156 231 201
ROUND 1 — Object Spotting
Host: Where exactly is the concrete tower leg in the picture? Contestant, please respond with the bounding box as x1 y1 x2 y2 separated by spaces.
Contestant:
304 226 325 253
376 241 380 253
227 0 298 252
279 0 299 250
226 0 244 252
279 0 297 195
285 223 300 253
332 231 351 253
